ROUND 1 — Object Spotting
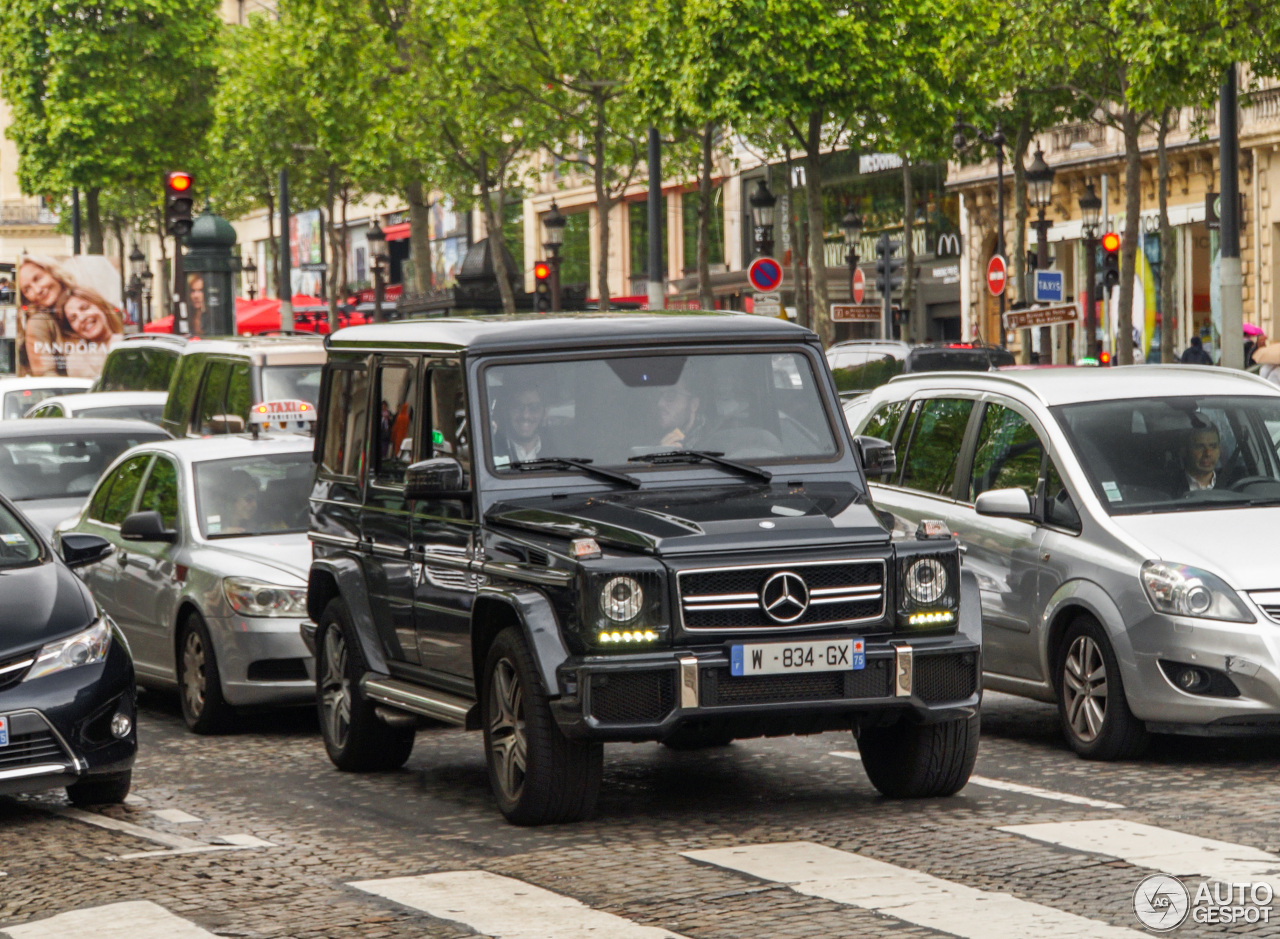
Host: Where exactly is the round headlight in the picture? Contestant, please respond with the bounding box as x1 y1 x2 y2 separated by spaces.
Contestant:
1185 584 1213 616
601 576 643 623
905 558 947 605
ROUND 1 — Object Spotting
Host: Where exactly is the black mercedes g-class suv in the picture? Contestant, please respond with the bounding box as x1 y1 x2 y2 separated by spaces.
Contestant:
303 312 981 825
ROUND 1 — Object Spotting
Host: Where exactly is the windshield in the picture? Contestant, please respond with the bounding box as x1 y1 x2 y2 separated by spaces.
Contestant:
484 351 838 472
0 502 40 568
4 387 82 419
193 451 312 538
1053 395 1280 514
0 433 164 501
262 365 322 406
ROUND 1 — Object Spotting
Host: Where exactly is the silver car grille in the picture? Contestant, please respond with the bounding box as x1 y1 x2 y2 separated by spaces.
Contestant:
677 558 885 632
1250 591 1280 623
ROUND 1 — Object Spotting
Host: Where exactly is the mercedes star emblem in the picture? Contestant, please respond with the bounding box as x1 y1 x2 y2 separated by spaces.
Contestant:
760 570 810 623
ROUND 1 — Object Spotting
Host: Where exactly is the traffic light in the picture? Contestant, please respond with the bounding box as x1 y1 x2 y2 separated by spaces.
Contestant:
874 234 903 300
165 171 194 237
1101 231 1120 289
533 261 551 312
1099 350 1112 366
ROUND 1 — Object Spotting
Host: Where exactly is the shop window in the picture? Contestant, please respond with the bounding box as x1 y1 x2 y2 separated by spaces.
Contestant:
682 188 724 272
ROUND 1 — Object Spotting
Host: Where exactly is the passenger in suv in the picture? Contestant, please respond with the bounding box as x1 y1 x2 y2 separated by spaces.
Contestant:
304 313 982 824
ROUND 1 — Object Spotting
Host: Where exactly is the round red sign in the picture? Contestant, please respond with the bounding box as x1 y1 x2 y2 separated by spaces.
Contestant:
987 254 1008 297
852 267 865 304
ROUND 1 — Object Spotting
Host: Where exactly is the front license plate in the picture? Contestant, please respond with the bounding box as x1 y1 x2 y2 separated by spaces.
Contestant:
730 639 865 676
0 716 8 748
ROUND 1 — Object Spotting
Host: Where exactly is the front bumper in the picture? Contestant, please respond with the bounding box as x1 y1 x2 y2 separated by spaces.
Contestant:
206 613 314 707
550 635 981 741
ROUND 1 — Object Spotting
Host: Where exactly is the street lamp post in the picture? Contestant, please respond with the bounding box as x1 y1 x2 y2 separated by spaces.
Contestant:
953 118 1007 346
840 208 863 340
367 221 388 324
1026 147 1056 362
749 179 777 258
128 244 146 333
543 201 566 312
1079 183 1102 360
244 255 258 301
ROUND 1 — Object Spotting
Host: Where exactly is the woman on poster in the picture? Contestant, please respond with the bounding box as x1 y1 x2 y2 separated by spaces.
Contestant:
60 286 124 378
18 256 75 376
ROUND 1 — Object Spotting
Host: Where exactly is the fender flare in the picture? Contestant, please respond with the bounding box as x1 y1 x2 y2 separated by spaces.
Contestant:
308 556 389 675
1038 578 1132 680
958 567 982 647
472 585 570 696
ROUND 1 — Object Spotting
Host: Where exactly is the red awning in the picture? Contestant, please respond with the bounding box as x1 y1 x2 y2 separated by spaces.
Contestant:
383 222 411 242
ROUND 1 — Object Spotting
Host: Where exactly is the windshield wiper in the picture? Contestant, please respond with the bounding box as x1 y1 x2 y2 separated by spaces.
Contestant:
628 449 773 482
508 456 641 489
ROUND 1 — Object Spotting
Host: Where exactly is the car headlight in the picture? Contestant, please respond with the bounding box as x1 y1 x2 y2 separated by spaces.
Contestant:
24 619 111 682
600 576 643 623
896 548 960 630
905 558 948 605
1140 561 1253 622
223 576 307 617
581 570 667 650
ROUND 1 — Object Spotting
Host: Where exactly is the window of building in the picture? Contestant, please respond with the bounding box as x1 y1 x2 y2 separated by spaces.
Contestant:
629 200 667 286
682 187 724 273
558 211 590 287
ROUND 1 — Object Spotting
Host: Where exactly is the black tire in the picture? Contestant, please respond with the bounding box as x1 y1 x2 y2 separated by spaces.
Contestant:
482 627 602 825
1055 615 1148 760
857 711 980 798
177 612 232 734
661 724 735 750
66 771 132 806
316 598 415 772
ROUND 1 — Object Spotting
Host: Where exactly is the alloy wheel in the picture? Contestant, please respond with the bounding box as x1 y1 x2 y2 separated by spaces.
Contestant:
488 657 527 803
182 630 207 718
1063 635 1108 742
320 626 352 750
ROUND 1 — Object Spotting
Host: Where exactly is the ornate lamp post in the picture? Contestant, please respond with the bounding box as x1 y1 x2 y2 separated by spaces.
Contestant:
840 208 863 338
1079 183 1102 359
543 201 566 312
1026 147 1056 362
128 244 146 331
367 220 388 324
749 179 777 258
243 255 258 301
953 117 1008 346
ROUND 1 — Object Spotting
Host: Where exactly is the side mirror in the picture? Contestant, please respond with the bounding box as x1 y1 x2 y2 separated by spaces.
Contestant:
121 510 179 543
974 487 1036 520
404 457 470 501
60 532 113 569
855 435 897 479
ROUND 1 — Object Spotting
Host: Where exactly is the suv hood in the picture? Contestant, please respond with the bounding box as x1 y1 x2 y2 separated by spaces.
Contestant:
1111 507 1280 590
0 559 94 657
487 482 887 556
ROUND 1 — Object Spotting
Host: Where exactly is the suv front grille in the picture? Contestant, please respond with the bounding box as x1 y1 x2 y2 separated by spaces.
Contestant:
0 730 70 772
588 670 676 724
678 559 885 632
914 652 979 704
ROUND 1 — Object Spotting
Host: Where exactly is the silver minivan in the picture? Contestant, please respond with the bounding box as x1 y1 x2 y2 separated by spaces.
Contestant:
853 365 1280 759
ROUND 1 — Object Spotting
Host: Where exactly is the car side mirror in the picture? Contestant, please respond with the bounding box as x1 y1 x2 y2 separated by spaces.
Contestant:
855 435 897 479
404 457 470 501
974 487 1036 520
59 532 113 569
121 510 179 543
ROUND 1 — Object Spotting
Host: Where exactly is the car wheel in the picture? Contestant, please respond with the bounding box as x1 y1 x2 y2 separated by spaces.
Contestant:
1056 615 1148 760
178 612 232 734
316 597 414 772
482 627 601 825
66 771 132 806
857 711 980 798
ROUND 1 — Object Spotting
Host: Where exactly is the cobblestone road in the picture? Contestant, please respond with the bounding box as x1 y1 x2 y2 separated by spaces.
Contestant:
3 691 1280 937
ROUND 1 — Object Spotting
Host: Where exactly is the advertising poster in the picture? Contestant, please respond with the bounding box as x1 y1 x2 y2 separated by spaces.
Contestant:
16 255 124 378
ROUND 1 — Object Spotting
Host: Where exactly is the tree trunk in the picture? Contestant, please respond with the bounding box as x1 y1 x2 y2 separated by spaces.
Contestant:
697 122 715 311
1157 111 1177 363
479 166 516 314
1117 111 1143 366
1012 116 1031 362
804 112 831 345
901 157 916 342
85 188 104 254
593 91 612 311
339 187 350 297
406 177 434 294
326 167 339 332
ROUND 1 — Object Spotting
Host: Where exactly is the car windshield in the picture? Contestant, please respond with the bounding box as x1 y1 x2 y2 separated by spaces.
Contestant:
193 451 312 538
483 351 838 472
0 433 164 501
81 404 166 424
1053 395 1280 514
3 387 82 420
0 502 40 568
262 365 322 406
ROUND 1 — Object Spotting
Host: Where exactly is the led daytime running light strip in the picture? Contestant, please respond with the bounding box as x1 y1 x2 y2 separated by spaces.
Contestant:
908 611 955 626
597 630 659 644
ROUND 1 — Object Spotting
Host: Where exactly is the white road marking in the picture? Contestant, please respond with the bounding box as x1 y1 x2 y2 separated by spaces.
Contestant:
151 808 201 824
684 841 1143 939
828 751 1125 809
351 870 690 938
57 807 205 850
122 793 147 806
2 900 217 938
1003 820 1280 891
213 833 276 847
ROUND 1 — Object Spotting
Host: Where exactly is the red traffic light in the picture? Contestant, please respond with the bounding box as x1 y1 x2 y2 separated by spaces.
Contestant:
1101 231 1120 252
166 171 193 193
533 261 551 280
1099 350 1112 365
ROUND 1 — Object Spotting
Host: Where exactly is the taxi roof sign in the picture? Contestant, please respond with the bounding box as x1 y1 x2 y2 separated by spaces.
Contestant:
249 399 316 426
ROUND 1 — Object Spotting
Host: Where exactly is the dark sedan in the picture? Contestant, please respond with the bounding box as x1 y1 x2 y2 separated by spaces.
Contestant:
0 495 136 804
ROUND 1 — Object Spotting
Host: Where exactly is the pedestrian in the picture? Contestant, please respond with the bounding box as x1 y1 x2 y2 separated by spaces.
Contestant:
1180 335 1214 365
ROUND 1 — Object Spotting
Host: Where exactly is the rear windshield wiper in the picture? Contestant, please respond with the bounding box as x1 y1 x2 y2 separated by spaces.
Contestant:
628 449 773 482
508 456 641 489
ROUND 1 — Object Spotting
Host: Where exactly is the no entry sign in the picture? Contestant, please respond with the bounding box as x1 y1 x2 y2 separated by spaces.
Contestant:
748 256 784 292
987 255 1008 297
852 267 865 304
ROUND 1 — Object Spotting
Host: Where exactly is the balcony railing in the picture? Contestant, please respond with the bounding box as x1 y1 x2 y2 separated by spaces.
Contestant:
1244 87 1280 124
1051 122 1106 152
0 202 58 226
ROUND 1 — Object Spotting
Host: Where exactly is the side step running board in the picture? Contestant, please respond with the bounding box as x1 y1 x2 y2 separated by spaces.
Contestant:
361 675 475 727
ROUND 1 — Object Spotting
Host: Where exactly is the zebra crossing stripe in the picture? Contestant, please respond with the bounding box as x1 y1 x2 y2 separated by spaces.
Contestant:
684 841 1143 938
350 870 690 938
1001 820 1280 890
2 900 217 939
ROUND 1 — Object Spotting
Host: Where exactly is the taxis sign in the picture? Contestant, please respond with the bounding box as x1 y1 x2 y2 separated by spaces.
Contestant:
249 399 316 426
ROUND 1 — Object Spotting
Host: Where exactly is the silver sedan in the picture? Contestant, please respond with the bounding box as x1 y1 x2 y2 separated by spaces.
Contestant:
60 435 315 733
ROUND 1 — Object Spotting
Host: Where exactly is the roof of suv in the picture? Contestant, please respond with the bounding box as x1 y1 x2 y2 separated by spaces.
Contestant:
327 311 814 354
176 335 325 357
884 364 1280 406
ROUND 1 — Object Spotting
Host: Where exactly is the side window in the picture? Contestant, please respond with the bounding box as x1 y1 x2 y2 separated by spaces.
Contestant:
893 400 921 477
320 366 370 478
166 355 203 431
96 455 151 525
374 361 420 483
196 361 232 434
224 362 251 431
429 365 471 480
900 398 974 497
969 403 1045 501
138 457 180 530
100 349 139 391
1044 461 1081 532
861 400 906 443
